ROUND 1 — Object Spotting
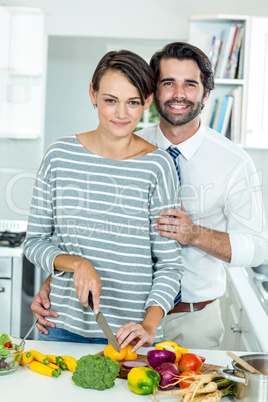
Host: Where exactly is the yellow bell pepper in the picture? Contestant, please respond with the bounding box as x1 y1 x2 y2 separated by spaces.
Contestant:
124 345 138 361
103 344 127 361
127 366 160 395
155 341 188 363
103 344 137 361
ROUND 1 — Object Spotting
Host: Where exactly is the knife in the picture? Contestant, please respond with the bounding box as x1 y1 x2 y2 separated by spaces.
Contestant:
88 291 120 352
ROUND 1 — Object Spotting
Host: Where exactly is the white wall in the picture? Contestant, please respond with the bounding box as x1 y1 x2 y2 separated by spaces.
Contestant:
3 0 268 39
2 0 268 221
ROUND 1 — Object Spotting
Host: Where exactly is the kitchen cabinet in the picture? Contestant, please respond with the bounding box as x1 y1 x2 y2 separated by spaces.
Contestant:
220 267 266 352
0 6 46 139
0 249 23 337
188 14 268 149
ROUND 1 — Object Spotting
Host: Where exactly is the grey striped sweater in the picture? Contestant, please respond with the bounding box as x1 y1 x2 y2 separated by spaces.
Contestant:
24 135 183 341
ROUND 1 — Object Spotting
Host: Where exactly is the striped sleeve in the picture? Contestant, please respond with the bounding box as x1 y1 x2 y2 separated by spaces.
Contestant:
24 152 65 274
145 153 183 315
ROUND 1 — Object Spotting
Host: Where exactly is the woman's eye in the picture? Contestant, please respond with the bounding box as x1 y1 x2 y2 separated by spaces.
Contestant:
129 101 140 106
105 99 115 103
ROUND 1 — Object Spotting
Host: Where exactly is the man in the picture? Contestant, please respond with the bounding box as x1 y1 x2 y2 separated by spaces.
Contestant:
30 42 268 349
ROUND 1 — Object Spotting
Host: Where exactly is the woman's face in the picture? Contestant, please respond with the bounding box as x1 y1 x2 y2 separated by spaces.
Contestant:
89 70 152 138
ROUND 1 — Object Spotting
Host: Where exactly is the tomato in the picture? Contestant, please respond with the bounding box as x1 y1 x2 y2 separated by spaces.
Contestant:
4 341 12 348
177 353 205 372
197 355 206 363
179 370 202 388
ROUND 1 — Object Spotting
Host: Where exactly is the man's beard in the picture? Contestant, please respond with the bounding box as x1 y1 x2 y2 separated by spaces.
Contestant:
154 96 204 126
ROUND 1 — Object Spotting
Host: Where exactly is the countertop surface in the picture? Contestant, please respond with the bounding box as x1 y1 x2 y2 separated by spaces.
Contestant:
227 266 268 351
0 340 241 401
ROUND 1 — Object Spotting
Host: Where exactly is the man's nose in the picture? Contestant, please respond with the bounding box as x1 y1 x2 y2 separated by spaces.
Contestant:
173 84 186 100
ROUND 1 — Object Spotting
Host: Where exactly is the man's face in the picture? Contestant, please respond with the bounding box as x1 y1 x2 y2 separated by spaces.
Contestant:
154 58 209 126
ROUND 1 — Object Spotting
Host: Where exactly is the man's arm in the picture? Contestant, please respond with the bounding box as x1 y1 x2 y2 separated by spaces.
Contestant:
156 206 231 263
31 274 58 335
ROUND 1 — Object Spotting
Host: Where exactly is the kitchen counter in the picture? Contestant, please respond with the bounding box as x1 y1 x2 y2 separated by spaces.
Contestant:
0 340 239 401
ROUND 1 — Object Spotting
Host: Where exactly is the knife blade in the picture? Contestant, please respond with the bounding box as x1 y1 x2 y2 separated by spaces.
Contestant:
88 291 120 352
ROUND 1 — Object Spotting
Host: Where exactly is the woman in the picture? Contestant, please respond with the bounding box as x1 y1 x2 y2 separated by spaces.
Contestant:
24 50 183 352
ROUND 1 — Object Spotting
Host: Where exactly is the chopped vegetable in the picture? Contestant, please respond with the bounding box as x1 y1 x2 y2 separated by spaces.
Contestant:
147 349 176 368
103 344 127 361
155 362 180 390
0 333 23 373
72 354 120 390
155 341 188 363
29 361 61 377
122 360 148 369
127 366 160 395
124 345 138 361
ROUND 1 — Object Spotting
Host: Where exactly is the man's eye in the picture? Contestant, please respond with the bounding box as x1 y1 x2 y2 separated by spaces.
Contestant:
105 99 115 103
164 82 173 86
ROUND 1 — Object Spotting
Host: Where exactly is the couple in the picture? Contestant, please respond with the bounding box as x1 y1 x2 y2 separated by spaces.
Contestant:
24 42 268 352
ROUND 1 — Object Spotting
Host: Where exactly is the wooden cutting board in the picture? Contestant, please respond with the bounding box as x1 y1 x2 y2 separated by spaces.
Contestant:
95 351 222 379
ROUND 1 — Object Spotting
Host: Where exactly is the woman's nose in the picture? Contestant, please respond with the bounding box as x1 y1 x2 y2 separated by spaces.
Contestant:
115 103 127 118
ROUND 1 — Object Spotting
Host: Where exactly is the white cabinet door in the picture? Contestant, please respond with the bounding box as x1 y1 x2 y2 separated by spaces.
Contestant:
0 279 12 334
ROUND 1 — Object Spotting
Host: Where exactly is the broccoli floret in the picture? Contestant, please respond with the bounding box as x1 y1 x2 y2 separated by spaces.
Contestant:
72 354 120 390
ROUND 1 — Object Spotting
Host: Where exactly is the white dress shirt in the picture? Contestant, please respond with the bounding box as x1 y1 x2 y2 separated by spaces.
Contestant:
138 121 268 302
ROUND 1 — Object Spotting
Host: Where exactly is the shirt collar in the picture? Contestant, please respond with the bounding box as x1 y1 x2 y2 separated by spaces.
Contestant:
156 120 206 161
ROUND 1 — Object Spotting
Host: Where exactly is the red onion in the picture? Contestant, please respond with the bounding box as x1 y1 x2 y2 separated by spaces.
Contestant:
155 362 180 390
147 349 176 368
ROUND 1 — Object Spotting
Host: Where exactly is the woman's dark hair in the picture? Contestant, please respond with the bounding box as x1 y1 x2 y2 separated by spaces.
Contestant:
92 50 156 105
150 42 214 93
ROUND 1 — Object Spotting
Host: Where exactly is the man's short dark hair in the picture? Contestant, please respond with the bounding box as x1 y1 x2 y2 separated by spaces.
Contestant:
150 42 214 94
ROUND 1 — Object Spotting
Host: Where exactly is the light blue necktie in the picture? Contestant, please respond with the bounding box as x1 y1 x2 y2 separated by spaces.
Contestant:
167 145 182 306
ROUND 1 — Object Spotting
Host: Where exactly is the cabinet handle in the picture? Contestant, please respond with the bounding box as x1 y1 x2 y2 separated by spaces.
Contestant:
0 287 5 292
230 324 242 333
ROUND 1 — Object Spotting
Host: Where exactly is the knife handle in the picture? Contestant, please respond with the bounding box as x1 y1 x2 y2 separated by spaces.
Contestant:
88 291 94 310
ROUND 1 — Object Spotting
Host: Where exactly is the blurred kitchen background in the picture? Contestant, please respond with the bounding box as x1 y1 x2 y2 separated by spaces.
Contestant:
0 0 268 347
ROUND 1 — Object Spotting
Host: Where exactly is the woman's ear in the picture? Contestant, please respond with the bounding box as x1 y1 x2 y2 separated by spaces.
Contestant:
89 82 97 105
143 93 154 111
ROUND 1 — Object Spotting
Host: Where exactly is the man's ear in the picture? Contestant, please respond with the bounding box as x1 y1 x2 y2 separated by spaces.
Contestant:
144 93 154 111
202 89 210 106
89 82 97 105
